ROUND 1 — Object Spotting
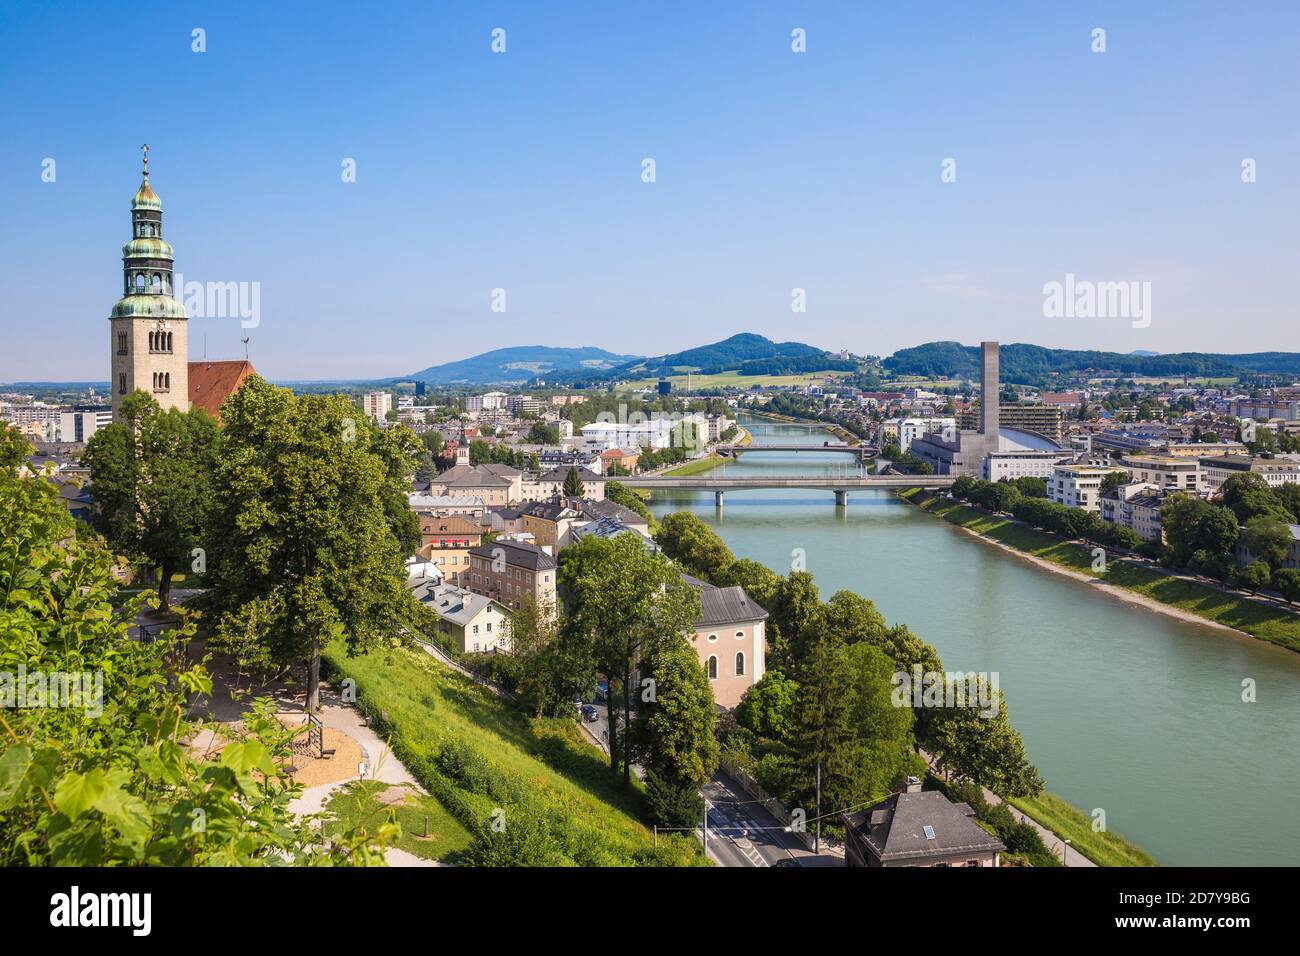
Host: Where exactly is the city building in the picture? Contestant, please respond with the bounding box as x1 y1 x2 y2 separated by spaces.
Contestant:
412 582 510 654
899 417 955 453
842 777 1005 868
426 463 521 506
417 515 482 585
685 576 767 710
362 391 392 421
1200 455 1300 492
189 360 255 421
1121 455 1203 494
467 539 558 612
958 404 1066 445
1236 524 1300 570
522 466 606 502
1049 464 1127 512
56 409 112 444
1100 482 1165 542
517 500 583 552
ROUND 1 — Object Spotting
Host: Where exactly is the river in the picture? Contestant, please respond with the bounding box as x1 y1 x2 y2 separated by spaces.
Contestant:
644 415 1300 866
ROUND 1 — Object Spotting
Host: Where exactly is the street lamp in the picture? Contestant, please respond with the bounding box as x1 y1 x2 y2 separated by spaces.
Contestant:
1062 838 1071 865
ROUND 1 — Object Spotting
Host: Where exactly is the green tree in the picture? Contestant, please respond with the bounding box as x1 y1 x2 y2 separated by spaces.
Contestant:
924 688 1044 798
500 597 568 717
0 464 389 866
1220 473 1291 525
1242 515 1293 569
1272 567 1300 605
202 376 420 713
653 511 735 582
735 670 798 740
794 638 920 816
605 480 656 529
558 534 701 787
562 465 584 497
1161 493 1239 568
1232 560 1272 595
0 422 32 470
633 634 719 826
82 391 219 609
770 571 820 668
527 422 560 445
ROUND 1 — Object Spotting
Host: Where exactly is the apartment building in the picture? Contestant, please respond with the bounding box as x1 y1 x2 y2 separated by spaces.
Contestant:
1200 455 1300 493
1121 455 1203 494
1049 464 1128 512
362 391 392 421
467 539 558 612
1099 482 1165 542
412 581 510 654
899 417 956 452
417 515 482 586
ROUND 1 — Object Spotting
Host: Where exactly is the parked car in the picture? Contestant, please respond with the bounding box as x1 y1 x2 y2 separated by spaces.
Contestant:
580 704 599 723
595 678 609 703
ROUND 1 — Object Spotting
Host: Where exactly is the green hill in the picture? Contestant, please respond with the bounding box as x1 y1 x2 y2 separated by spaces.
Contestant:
885 341 1300 384
322 642 704 866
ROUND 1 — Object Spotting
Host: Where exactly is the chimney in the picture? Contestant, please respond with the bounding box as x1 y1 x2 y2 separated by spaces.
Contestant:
903 775 922 794
980 341 1000 441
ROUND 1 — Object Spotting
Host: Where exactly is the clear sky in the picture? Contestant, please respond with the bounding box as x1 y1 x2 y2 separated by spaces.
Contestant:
2 1 1298 382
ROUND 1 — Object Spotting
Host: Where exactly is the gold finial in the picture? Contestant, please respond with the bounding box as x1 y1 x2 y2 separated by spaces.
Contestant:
141 143 149 176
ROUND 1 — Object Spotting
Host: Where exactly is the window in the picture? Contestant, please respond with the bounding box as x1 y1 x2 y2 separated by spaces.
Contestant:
485 622 492 632
706 633 717 643
735 630 745 640
922 825 936 840
735 652 745 676
151 274 161 293
472 625 479 635
707 656 717 680
135 273 144 292
118 372 126 394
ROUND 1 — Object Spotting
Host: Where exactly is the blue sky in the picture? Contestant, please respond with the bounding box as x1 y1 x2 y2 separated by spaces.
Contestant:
2 1 1298 381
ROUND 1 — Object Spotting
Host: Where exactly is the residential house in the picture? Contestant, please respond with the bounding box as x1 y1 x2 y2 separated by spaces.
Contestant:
842 777 1005 868
468 539 558 612
412 581 511 654
417 515 482 586
686 576 768 710
1099 482 1165 542
1048 464 1128 513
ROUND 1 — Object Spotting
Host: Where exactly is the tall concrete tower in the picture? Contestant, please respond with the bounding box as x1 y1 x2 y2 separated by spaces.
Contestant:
109 146 189 421
979 341 1000 441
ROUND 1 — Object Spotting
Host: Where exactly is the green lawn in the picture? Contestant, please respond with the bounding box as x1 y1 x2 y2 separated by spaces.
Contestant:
907 492 1300 653
321 642 705 866
1008 791 1159 867
324 780 476 863
662 455 726 477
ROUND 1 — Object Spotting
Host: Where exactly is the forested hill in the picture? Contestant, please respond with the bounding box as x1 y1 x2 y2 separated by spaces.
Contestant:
884 342 1300 383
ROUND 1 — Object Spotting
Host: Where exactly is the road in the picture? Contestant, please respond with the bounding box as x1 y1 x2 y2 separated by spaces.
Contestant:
701 770 839 868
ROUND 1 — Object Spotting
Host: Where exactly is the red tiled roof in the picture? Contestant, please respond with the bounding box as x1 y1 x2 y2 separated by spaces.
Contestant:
188 360 255 420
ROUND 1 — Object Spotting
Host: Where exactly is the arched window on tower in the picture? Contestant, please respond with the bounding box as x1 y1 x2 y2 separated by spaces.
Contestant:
117 332 127 354
119 373 126 394
135 273 145 293
151 274 161 293
166 332 173 352
164 372 170 390
147 332 154 351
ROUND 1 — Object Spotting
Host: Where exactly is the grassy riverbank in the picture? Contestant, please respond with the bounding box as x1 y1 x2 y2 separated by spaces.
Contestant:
1006 791 1160 867
899 489 1300 653
744 408 861 446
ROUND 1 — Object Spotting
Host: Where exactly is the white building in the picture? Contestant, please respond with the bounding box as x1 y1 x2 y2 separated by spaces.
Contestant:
1049 464 1128 513
899 417 956 452
580 419 677 450
363 391 392 421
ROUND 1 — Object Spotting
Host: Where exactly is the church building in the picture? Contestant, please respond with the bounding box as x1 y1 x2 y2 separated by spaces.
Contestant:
109 148 254 422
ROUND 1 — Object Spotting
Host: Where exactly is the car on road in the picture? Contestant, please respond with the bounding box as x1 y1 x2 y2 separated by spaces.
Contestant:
773 858 803 867
580 704 600 722
595 678 609 703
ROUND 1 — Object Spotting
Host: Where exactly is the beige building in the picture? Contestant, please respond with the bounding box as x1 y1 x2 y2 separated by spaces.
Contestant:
1048 464 1127 513
412 581 510 654
1121 455 1203 494
686 577 768 710
1200 455 1300 493
1099 482 1165 542
363 391 392 421
467 539 557 612
417 515 482 586
427 463 521 506
521 466 606 502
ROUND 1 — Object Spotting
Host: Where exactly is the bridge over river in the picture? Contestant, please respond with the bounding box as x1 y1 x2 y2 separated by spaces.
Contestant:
619 473 953 506
716 443 878 460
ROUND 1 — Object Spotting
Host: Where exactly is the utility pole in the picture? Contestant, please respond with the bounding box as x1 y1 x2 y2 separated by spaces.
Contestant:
815 763 822 854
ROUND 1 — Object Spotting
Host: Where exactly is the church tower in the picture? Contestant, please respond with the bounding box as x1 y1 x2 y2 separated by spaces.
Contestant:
110 146 189 420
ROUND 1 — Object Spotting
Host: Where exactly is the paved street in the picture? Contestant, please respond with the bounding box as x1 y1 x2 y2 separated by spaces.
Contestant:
702 770 840 868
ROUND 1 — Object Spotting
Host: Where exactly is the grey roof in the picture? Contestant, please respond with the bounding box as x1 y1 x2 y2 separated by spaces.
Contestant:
413 583 501 627
570 515 654 548
687 579 768 626
435 464 513 488
539 466 603 482
843 790 1005 863
518 500 579 521
469 538 557 571
576 497 644 525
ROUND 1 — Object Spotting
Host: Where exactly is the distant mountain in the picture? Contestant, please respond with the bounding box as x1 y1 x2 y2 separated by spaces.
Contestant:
406 346 641 385
884 341 1300 384
625 333 852 377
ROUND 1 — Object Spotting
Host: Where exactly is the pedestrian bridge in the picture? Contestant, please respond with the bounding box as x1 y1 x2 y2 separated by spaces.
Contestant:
619 473 953 506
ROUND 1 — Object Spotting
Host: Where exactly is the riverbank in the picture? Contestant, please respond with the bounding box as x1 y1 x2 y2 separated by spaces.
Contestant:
744 408 861 446
657 426 752 477
900 489 1300 653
